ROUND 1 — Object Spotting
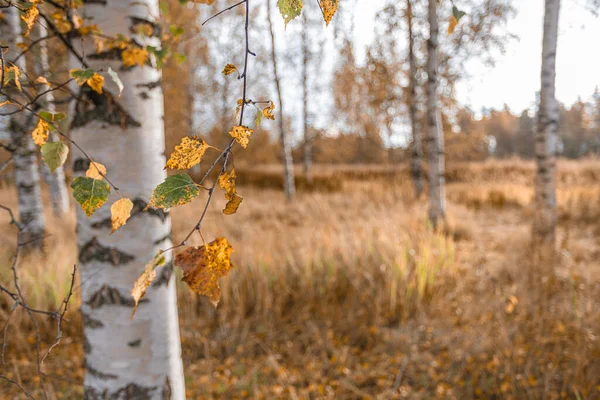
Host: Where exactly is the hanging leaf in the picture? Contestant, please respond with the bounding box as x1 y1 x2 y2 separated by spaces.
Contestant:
165 136 210 170
107 67 124 96
32 119 49 146
39 111 67 124
130 252 167 318
320 0 338 26
41 141 69 173
0 100 11 108
175 237 235 307
263 102 275 120
229 125 253 149
453 5 467 21
149 173 200 209
277 0 303 27
110 198 134 233
70 68 96 85
86 161 107 180
222 64 239 76
35 76 51 87
4 65 22 91
71 177 111 217
254 109 263 127
87 73 104 94
21 5 39 37
223 193 243 215
122 47 149 67
448 16 458 34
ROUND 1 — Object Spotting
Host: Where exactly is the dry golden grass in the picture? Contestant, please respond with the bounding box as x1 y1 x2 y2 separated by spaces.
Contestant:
1 159 599 399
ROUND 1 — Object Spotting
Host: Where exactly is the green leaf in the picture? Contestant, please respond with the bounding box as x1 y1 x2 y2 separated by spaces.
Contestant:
107 67 124 96
39 111 66 122
254 109 263 127
452 6 467 21
71 176 111 217
169 25 184 38
277 0 303 27
149 173 199 209
147 45 170 69
41 141 69 173
70 68 96 85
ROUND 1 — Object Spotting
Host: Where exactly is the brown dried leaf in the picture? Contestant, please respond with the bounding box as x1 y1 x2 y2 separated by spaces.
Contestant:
110 198 134 234
165 136 210 170
175 238 235 307
131 252 166 318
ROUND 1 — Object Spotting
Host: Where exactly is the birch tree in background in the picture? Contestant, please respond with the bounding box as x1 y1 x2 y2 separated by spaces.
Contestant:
425 0 446 228
1 7 46 248
69 0 184 397
34 23 70 217
301 10 313 185
406 0 424 198
267 0 296 200
533 0 561 264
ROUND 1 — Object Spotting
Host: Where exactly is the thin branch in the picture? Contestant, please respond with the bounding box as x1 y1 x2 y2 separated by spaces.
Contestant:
202 0 246 26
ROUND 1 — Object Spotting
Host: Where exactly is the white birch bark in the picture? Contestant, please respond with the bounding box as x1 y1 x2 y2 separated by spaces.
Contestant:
69 1 185 398
406 0 424 198
533 0 561 262
267 0 295 200
425 0 446 229
33 23 70 217
301 11 313 185
0 7 46 248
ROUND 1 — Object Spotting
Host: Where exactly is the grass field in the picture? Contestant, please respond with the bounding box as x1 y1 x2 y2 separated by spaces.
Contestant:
1 159 599 399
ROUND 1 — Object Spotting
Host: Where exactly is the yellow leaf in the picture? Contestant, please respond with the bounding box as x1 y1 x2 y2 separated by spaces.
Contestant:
222 64 238 76
263 102 275 120
229 125 253 149
320 0 338 26
131 252 166 318
50 11 72 34
165 136 210 170
87 73 104 94
110 198 134 234
31 119 49 146
448 15 458 35
175 237 235 307
0 100 11 108
4 65 22 91
223 193 243 215
21 5 39 37
122 47 148 67
218 168 237 196
35 76 51 87
86 161 107 180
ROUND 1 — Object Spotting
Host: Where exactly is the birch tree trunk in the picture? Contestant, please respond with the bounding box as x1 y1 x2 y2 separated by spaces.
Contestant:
0 7 46 249
425 0 446 229
267 0 296 200
533 0 561 264
34 23 70 217
301 11 313 185
406 0 424 198
69 1 185 397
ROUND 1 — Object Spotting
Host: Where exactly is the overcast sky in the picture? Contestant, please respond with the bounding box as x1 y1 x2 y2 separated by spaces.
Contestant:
352 0 600 114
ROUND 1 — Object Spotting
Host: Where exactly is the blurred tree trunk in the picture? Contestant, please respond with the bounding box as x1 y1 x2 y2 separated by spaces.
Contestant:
70 1 185 397
1 7 46 249
425 0 446 229
301 11 313 185
533 0 560 264
406 0 424 198
267 0 296 200
34 23 70 217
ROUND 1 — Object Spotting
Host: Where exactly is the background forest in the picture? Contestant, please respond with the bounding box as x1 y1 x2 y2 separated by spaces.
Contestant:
1 0 599 399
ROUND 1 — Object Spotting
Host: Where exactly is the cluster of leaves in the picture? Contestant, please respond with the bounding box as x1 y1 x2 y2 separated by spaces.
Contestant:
277 0 339 27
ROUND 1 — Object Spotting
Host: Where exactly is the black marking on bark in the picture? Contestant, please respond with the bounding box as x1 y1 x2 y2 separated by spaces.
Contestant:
152 261 174 287
88 47 122 61
153 233 171 245
83 386 106 400
86 285 140 309
71 85 141 129
17 183 36 194
83 0 107 4
129 16 161 38
114 383 157 399
139 91 150 100
128 339 142 347
74 158 91 173
79 237 136 266
136 80 161 90
83 335 92 354
82 311 104 329
86 362 118 380
163 376 172 400
90 198 169 229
